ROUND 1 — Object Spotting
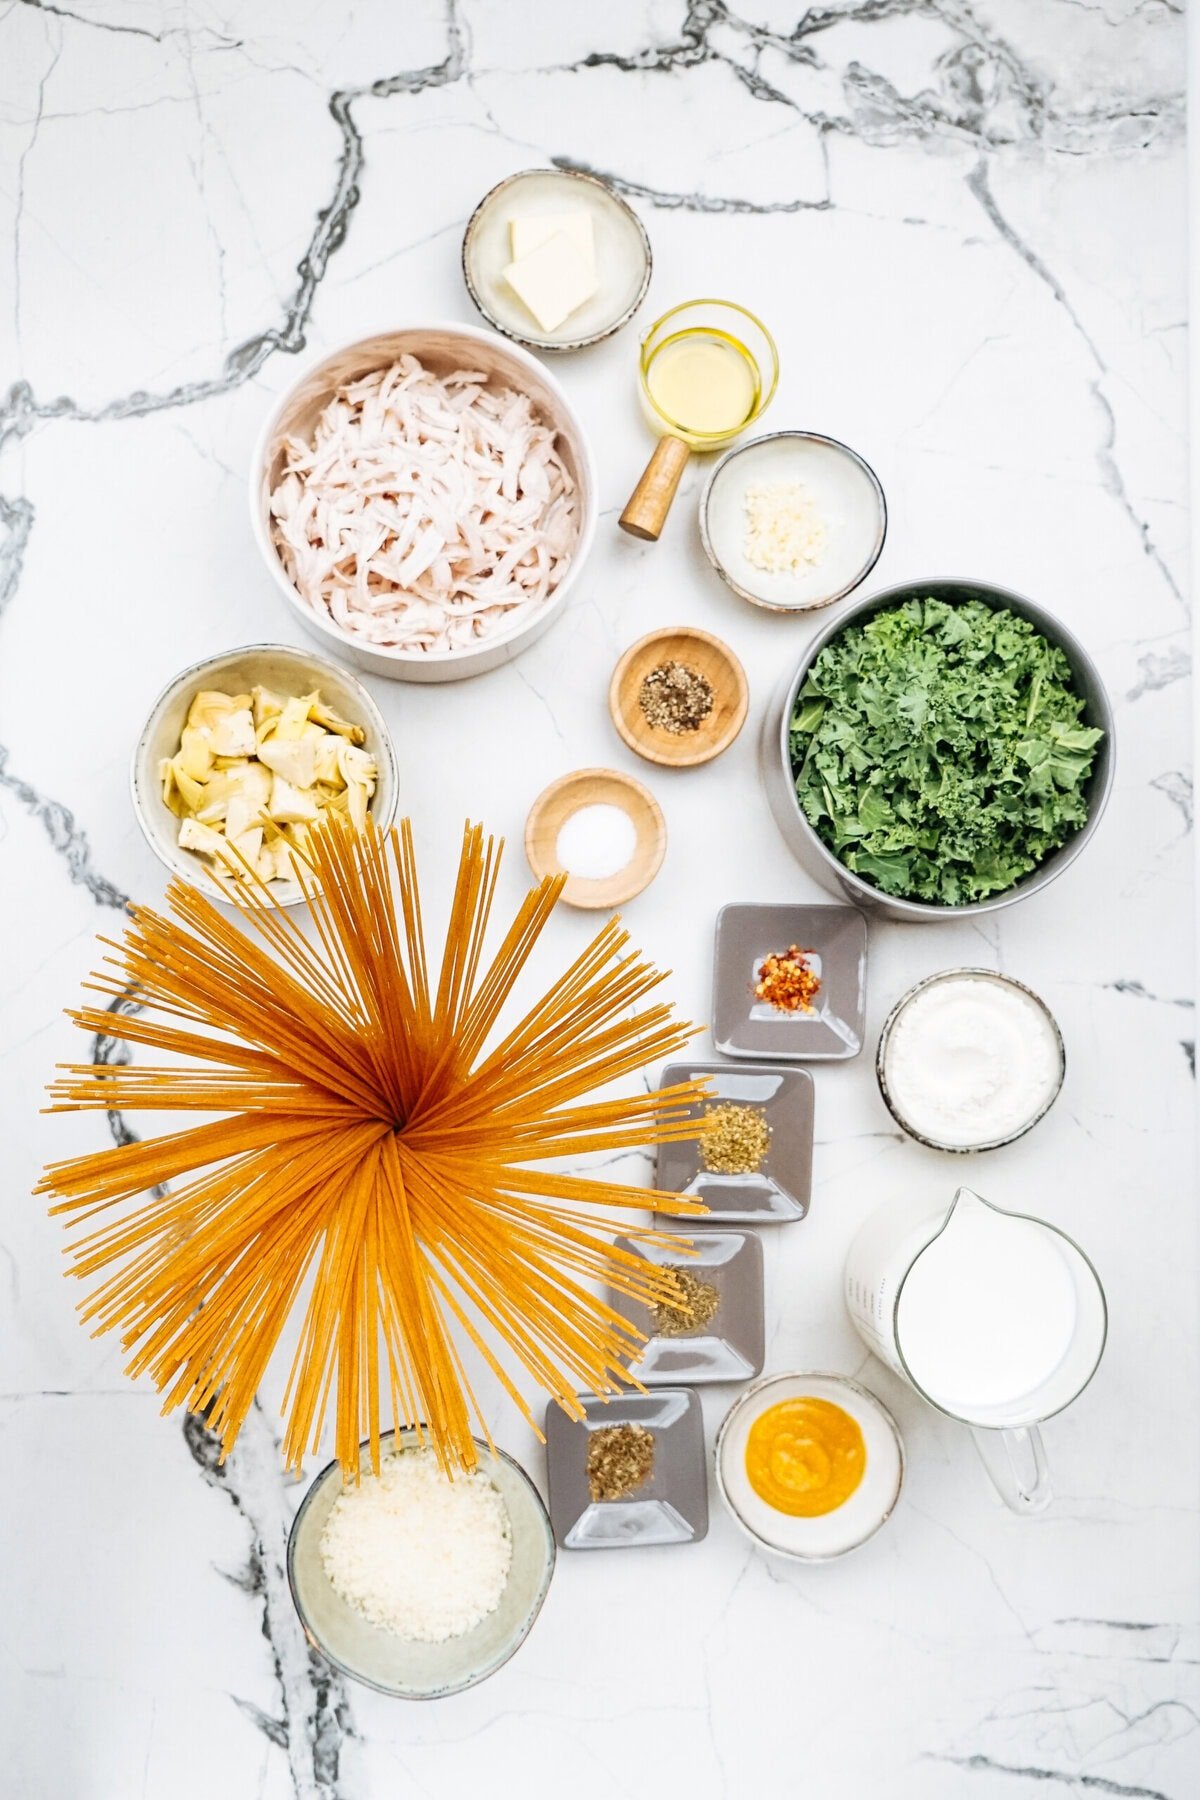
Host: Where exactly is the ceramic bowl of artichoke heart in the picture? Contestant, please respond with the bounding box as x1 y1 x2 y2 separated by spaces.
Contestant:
131 643 398 907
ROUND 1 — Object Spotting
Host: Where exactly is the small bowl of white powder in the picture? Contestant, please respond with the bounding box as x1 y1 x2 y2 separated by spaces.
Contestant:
524 766 666 909
876 968 1065 1153
287 1431 555 1697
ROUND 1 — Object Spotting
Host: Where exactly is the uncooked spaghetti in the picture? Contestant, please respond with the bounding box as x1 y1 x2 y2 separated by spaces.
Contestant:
38 815 709 1476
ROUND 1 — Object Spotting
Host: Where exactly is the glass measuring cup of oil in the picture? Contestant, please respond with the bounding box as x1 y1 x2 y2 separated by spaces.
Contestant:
619 300 779 541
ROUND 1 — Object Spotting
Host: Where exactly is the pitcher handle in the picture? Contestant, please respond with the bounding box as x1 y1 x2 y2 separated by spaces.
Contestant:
971 1425 1053 1514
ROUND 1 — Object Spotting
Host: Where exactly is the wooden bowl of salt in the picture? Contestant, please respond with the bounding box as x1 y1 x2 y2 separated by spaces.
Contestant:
525 768 665 910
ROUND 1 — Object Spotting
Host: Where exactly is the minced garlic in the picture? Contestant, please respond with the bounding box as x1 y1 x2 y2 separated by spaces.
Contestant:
743 479 827 576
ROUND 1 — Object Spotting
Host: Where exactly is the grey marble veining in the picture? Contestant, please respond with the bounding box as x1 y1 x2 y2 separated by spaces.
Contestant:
0 3 1193 1797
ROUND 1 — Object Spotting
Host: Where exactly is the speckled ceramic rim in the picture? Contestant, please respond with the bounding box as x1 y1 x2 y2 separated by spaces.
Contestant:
129 641 399 910
698 430 888 613
715 1372 906 1564
769 577 1117 921
461 167 652 352
876 968 1066 1154
286 1428 556 1700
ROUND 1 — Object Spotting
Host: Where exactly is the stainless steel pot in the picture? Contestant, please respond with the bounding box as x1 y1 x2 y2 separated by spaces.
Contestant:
760 578 1116 921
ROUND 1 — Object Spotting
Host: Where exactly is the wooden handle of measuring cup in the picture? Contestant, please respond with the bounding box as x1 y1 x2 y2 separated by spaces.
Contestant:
619 435 691 541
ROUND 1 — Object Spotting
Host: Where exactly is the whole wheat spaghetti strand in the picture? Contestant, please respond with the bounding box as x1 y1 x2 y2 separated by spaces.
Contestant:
38 814 712 1475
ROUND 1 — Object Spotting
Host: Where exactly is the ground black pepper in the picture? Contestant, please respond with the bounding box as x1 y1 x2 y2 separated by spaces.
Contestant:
638 660 714 734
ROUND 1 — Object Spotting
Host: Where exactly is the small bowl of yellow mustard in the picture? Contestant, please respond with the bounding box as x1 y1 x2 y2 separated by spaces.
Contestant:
715 1371 904 1562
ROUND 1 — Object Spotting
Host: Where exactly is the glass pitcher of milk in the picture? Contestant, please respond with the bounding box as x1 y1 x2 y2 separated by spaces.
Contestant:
844 1188 1107 1512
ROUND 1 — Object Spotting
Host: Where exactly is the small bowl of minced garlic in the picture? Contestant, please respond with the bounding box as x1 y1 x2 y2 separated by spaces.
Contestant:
700 430 887 614
131 642 398 907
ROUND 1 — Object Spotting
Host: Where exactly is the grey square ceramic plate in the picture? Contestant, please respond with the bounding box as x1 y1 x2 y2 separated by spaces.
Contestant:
712 902 867 1060
607 1230 765 1384
544 1389 708 1549
655 1060 813 1222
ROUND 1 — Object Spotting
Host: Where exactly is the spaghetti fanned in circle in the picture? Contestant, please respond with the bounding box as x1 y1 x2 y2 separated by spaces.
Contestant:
38 816 709 1475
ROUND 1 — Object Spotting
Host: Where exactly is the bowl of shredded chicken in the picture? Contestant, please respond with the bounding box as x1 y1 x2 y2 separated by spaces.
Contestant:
251 326 597 682
131 643 398 908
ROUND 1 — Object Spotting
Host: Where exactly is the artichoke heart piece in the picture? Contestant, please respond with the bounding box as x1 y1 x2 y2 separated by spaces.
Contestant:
209 707 257 759
258 733 321 790
178 817 227 858
194 759 273 826
345 779 370 831
338 743 377 789
275 695 316 742
161 757 208 816
224 826 264 877
187 689 250 732
252 684 285 734
268 775 320 825
313 735 343 786
308 697 366 744
269 837 303 882
225 793 270 844
177 726 214 782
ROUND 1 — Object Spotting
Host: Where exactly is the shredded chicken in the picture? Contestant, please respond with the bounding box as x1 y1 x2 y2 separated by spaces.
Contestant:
269 356 579 654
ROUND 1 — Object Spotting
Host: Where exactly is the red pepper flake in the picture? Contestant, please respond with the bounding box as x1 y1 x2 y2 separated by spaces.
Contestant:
755 945 821 1014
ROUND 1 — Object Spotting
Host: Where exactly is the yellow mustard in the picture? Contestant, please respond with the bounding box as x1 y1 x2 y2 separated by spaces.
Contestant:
744 1396 866 1517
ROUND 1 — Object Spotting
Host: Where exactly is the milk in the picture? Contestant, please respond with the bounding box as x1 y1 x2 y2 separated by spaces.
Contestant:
897 1203 1078 1415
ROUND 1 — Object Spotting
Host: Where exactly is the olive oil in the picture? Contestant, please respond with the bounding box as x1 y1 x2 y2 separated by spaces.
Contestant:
644 327 761 439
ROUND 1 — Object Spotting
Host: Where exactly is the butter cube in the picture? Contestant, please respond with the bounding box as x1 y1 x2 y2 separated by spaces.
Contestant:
502 231 597 334
509 211 595 279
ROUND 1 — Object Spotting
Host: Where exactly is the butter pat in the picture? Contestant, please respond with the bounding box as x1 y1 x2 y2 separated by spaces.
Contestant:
509 211 595 278
503 231 597 334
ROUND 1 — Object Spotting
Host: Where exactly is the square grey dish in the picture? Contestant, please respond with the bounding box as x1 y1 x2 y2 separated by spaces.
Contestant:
655 1060 813 1223
608 1229 765 1384
712 901 868 1060
544 1388 708 1549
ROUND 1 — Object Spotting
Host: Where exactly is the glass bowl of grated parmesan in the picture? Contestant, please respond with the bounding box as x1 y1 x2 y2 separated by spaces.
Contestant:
287 1429 555 1697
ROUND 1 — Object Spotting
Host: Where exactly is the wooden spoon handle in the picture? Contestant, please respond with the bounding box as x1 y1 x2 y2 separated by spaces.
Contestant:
619 436 692 541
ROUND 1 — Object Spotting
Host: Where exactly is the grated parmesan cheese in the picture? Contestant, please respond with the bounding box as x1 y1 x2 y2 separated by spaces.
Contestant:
319 1448 513 1642
743 480 828 576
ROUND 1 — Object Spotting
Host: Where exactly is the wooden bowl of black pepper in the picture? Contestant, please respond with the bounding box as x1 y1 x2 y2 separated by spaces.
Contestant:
608 626 749 768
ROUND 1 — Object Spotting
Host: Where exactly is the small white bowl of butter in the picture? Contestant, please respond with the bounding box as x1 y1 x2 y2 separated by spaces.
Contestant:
700 430 887 613
462 167 652 352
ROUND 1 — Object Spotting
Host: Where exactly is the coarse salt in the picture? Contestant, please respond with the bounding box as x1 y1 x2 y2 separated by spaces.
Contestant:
319 1449 513 1642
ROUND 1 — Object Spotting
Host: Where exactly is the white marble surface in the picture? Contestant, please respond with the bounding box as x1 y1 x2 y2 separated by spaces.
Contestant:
0 3 1194 1796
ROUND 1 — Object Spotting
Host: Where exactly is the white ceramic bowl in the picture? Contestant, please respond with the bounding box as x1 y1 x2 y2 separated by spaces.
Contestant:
287 1430 556 1698
462 167 652 352
130 642 398 908
716 1372 905 1562
700 430 887 612
250 324 598 683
